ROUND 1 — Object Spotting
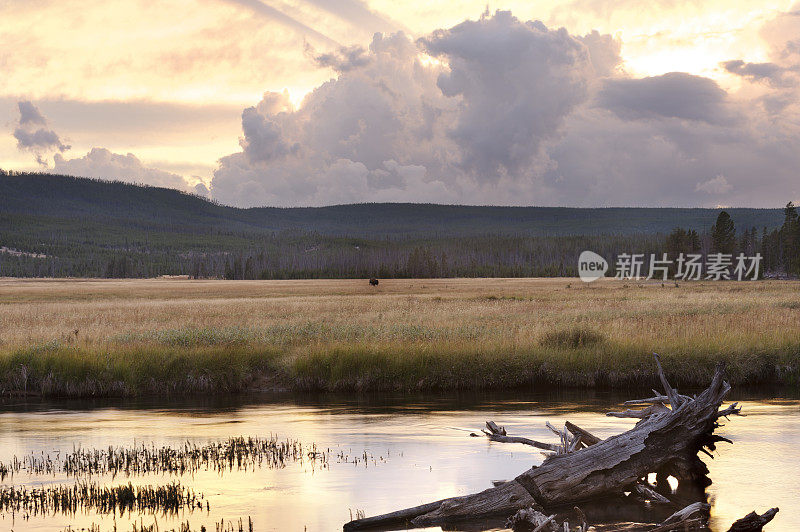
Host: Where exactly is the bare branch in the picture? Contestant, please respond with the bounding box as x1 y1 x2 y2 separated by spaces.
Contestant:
653 352 683 410
632 482 671 504
482 420 560 451
607 403 669 419
565 421 601 446
717 402 742 419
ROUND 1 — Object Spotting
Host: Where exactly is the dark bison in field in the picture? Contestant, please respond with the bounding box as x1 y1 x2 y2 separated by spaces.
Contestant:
369 278 379 286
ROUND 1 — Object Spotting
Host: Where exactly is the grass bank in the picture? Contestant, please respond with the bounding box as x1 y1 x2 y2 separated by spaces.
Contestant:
1 278 799 397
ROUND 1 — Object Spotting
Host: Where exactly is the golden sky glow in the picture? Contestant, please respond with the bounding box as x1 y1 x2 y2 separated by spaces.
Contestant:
2 0 799 204
4 1 792 101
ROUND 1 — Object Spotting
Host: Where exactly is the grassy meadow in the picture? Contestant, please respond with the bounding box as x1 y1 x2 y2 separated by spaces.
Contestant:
1 277 799 397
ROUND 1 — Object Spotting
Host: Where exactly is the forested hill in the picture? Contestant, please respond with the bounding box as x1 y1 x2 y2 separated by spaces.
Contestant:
0 171 784 237
0 171 788 278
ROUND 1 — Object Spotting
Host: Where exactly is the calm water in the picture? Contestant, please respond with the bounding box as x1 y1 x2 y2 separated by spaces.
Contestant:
0 390 798 531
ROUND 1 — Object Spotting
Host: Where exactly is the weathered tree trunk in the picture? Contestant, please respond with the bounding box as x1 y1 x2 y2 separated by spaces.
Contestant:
344 356 741 531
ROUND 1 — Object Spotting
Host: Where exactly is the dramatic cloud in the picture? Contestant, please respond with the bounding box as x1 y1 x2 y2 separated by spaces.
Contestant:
10 4 798 208
212 28 459 206
53 148 190 190
6 0 799 206
13 101 70 165
420 11 594 178
210 7 800 208
542 91 800 207
212 11 615 206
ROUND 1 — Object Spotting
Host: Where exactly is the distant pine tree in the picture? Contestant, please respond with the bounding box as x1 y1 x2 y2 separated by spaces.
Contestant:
781 202 799 274
666 227 701 256
711 211 737 254
665 227 702 275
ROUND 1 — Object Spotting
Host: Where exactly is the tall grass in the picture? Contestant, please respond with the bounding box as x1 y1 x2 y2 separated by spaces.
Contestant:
0 343 281 396
1 278 798 396
289 340 800 391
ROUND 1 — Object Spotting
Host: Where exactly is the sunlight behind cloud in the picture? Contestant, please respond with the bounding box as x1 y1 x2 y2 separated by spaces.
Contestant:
366 1 791 82
285 87 313 109
617 4 782 81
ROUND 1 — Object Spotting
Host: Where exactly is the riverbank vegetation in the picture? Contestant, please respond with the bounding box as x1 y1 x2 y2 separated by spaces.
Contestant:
1 278 798 397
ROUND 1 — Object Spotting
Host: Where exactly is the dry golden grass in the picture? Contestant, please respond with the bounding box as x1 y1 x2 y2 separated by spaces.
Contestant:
2 277 799 350
1 277 798 395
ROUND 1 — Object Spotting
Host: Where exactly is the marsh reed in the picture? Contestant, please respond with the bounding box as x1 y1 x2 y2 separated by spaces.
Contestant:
0 436 387 481
0 481 202 517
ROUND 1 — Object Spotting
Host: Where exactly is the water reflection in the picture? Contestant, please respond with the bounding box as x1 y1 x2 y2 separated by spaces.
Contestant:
0 390 797 531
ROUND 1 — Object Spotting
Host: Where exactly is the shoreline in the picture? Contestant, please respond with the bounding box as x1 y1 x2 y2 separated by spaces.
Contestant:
2 345 798 398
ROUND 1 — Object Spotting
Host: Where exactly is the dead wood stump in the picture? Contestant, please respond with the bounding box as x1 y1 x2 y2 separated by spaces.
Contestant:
344 355 751 531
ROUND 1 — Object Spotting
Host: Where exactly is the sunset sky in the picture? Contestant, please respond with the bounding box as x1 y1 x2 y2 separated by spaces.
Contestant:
2 0 799 207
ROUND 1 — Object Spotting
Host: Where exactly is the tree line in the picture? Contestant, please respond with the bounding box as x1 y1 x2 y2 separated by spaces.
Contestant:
2 207 798 280
1 171 796 279
659 204 800 277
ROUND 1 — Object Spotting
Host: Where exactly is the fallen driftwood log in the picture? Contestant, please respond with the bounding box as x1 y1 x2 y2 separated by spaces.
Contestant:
343 354 764 531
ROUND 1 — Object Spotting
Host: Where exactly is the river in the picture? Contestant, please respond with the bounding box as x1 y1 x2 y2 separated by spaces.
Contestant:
0 390 797 531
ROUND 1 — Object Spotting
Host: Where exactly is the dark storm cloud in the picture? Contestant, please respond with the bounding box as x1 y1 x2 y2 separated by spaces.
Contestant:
722 60 798 88
17 100 47 126
13 127 68 152
541 106 799 207
596 72 732 124
13 101 70 164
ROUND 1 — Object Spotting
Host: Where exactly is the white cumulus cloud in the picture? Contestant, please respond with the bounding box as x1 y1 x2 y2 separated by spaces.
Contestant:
53 148 190 190
212 11 612 206
696 175 732 194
